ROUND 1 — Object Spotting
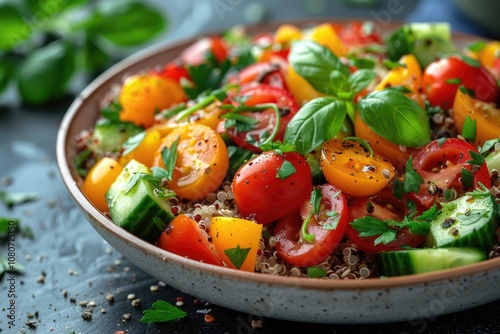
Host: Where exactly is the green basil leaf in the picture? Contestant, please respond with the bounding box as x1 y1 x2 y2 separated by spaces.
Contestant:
461 116 477 143
18 40 75 104
0 3 29 50
0 191 38 208
347 68 376 94
289 40 350 94
348 56 375 69
0 58 12 95
82 34 110 71
284 97 347 155
357 89 431 148
92 2 166 47
23 0 89 15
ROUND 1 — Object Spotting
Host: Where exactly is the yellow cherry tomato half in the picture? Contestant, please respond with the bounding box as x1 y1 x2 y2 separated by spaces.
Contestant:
274 24 302 44
119 130 162 168
119 74 186 128
82 157 123 212
354 111 411 171
452 89 500 147
375 54 424 108
209 217 262 272
161 101 225 131
309 23 348 57
320 138 396 197
286 65 325 106
477 41 500 68
153 124 229 201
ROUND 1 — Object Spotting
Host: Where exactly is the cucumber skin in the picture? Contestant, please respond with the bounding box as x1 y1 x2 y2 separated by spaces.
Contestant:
106 159 150 206
109 178 174 243
426 195 498 252
376 247 486 276
92 119 142 153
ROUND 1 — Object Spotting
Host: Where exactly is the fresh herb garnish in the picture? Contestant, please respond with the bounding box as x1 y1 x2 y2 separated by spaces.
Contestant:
350 205 435 246
461 168 474 188
121 131 146 155
382 59 406 69
307 267 327 278
467 150 485 167
300 188 322 244
140 300 187 323
466 41 487 52
403 156 424 194
323 210 341 230
276 160 297 180
0 190 38 208
445 78 462 85
0 217 33 239
342 137 373 157
160 137 180 181
0 255 25 276
260 141 295 154
224 245 251 269
462 116 477 143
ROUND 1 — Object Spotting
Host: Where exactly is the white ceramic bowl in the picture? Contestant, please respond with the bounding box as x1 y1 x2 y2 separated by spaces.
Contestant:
56 19 500 324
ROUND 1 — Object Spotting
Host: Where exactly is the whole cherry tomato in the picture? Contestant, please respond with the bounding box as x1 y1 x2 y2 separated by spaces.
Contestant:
232 150 313 224
180 36 228 66
423 55 498 109
274 184 349 267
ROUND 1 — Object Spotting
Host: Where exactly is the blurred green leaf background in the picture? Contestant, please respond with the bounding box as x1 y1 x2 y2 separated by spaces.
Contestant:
0 0 168 105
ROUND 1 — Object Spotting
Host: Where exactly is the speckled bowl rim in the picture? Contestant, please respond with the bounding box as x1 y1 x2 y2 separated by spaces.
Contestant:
57 18 500 293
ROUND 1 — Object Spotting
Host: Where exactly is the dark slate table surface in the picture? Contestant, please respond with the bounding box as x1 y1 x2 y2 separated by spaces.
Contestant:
1 0 499 333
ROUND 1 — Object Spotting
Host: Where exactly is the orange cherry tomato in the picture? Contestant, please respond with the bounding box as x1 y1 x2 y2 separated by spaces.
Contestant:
82 157 123 212
119 130 162 168
320 138 396 197
354 111 411 171
157 214 224 266
375 54 424 108
208 217 262 272
153 124 229 201
119 74 186 128
452 89 500 147
477 41 500 68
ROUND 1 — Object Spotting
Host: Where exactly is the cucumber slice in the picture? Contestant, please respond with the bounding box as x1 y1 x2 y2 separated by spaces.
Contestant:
108 177 174 242
385 23 456 68
92 119 142 153
426 193 497 251
106 159 150 205
106 160 174 242
376 247 486 276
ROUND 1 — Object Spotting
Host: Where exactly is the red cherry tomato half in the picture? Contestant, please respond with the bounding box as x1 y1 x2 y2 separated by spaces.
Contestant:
409 138 491 209
274 184 349 267
338 21 383 47
232 151 313 224
227 60 289 90
180 37 228 66
218 85 299 153
423 55 498 109
346 188 425 253
157 214 224 266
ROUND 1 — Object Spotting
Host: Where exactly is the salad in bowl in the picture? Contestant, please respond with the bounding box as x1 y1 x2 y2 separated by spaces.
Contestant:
59 19 500 322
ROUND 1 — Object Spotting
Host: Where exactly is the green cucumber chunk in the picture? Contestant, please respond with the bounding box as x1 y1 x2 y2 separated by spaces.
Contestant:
106 159 150 205
384 22 456 68
92 119 142 153
426 193 497 251
108 177 174 242
376 247 486 276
